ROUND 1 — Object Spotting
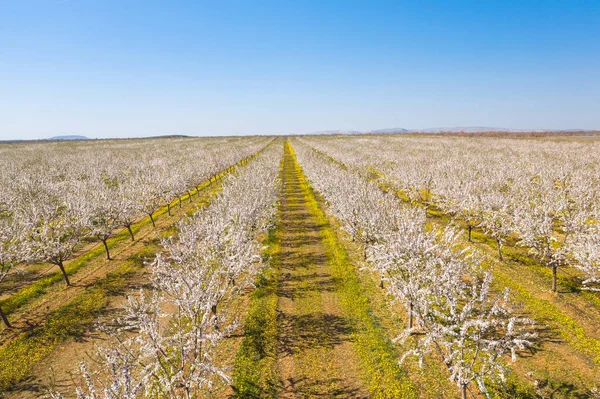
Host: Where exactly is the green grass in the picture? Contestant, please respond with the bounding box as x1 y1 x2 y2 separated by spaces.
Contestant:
232 142 419 398
491 264 600 364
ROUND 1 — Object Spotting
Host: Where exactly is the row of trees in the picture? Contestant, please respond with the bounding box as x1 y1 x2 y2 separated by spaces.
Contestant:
293 139 536 399
0 137 271 327
300 135 600 293
49 144 282 399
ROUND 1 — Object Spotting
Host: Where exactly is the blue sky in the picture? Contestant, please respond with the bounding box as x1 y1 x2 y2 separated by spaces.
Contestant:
1 0 599 139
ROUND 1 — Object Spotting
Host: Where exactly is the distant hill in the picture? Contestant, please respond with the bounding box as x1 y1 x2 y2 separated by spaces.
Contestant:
144 135 191 139
369 128 410 134
308 127 593 135
312 130 363 135
49 135 90 141
412 126 508 133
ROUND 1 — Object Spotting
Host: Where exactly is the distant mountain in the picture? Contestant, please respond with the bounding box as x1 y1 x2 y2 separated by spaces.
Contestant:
369 127 410 134
412 126 508 133
308 127 592 135
49 135 89 141
312 130 363 135
410 127 594 133
145 135 191 139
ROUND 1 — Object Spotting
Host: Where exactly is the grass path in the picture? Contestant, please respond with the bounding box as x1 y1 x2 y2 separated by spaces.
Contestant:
275 142 367 398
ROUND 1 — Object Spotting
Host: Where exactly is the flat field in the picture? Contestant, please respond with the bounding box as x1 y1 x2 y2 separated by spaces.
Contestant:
1 135 599 398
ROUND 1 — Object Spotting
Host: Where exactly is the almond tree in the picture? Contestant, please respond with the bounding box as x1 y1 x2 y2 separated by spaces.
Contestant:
568 226 600 291
438 183 483 243
0 203 25 328
116 185 143 241
370 208 435 328
514 180 568 292
388 225 535 399
24 184 90 286
479 192 515 261
135 173 163 228
399 267 536 399
161 216 260 325
88 187 121 260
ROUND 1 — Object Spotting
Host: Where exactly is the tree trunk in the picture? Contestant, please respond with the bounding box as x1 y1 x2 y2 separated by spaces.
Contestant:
0 306 11 328
461 384 468 399
149 213 156 228
408 302 413 329
552 264 558 292
188 190 193 202
102 238 111 260
178 197 182 208
496 239 503 261
379 279 384 289
211 304 219 331
57 260 71 286
467 224 473 242
167 203 171 216
126 224 135 241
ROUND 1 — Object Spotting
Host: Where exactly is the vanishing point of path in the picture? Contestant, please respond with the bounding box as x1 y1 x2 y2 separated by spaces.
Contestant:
275 143 368 398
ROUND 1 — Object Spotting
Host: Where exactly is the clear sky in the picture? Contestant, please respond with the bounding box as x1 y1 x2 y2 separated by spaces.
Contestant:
1 0 599 140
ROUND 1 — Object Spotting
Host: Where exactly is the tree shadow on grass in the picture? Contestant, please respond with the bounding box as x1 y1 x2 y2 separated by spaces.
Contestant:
277 312 355 357
231 372 367 399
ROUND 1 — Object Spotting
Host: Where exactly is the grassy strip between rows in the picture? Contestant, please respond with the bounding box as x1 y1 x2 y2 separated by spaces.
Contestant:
0 242 158 392
290 143 418 399
491 264 600 364
0 146 267 319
